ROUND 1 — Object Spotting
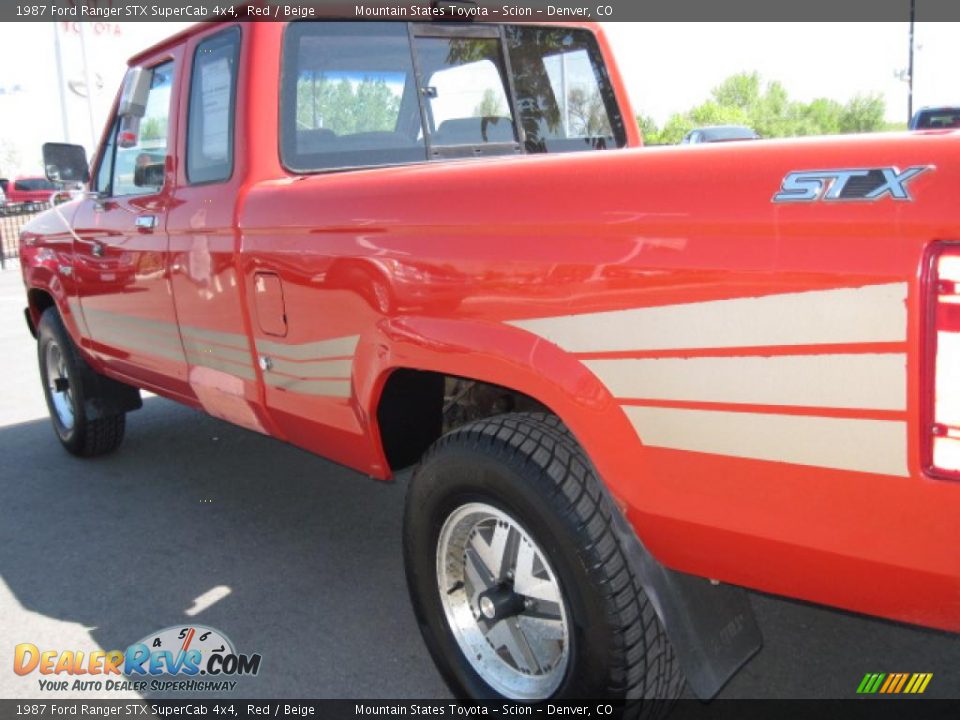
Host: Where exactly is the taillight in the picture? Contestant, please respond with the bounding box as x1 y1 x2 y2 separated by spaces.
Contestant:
924 242 960 479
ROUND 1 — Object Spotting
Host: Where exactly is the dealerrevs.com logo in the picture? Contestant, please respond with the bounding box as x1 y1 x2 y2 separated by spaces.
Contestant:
14 625 262 693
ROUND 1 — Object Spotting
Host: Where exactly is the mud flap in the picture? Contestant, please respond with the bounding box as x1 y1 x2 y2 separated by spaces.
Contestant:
82 372 143 420
607 501 763 699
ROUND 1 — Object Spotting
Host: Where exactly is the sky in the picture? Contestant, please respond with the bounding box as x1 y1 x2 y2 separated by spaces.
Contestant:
0 21 957 175
604 22 960 127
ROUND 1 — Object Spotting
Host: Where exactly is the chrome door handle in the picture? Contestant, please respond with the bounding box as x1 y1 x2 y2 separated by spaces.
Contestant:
136 215 158 231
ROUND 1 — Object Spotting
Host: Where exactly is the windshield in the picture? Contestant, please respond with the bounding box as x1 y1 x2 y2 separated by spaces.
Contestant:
914 109 960 129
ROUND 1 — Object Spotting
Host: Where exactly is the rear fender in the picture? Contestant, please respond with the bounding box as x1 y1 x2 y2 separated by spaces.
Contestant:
362 315 761 699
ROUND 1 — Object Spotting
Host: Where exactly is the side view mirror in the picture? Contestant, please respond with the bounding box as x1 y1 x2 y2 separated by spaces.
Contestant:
117 66 152 148
118 66 150 119
42 142 90 185
133 153 165 188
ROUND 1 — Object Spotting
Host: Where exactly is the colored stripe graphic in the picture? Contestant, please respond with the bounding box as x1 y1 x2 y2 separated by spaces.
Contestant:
509 283 907 353
623 406 908 477
512 283 910 476
78 308 358 397
584 353 907 411
857 673 932 694
255 335 358 398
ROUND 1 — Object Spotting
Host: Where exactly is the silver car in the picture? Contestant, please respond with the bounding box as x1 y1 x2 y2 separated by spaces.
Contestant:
681 125 760 144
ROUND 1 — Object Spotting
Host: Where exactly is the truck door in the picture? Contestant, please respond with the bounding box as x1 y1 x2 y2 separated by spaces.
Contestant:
71 54 190 397
165 26 270 433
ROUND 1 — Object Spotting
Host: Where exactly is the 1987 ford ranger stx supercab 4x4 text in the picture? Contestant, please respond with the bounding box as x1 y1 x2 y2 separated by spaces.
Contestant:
19 15 960 710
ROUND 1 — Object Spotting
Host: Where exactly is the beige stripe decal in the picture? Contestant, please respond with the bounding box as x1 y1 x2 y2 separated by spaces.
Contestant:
183 339 252 366
91 322 183 348
85 308 181 336
256 335 359 360
181 325 249 350
185 350 256 381
91 326 185 363
84 308 358 395
268 357 353 378
264 376 352 397
624 406 908 476
586 354 907 411
510 283 907 352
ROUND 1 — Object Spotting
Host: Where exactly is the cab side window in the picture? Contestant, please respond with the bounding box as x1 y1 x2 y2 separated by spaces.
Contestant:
414 36 516 148
112 61 174 197
280 22 426 172
187 27 241 184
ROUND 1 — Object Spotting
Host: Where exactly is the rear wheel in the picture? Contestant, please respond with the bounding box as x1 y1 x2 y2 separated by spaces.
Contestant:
404 413 683 712
38 308 126 456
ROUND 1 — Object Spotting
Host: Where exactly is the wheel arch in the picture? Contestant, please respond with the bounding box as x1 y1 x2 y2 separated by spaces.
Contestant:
365 316 641 502
365 317 763 699
22 254 87 347
26 287 56 332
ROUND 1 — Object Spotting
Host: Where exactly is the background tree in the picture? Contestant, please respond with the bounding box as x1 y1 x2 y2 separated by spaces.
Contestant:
0 140 21 177
566 87 611 136
474 88 507 117
297 75 400 135
638 71 893 144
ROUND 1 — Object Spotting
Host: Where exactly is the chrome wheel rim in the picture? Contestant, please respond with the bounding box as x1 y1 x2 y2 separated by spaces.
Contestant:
45 341 75 431
436 502 570 699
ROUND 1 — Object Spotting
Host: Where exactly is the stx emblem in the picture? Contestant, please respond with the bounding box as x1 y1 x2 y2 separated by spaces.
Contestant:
773 166 932 203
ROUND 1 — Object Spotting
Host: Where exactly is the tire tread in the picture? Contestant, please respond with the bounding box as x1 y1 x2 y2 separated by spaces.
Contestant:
418 412 684 715
38 308 126 457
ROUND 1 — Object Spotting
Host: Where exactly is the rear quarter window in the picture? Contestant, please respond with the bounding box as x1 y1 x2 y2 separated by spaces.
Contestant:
280 22 426 172
505 26 625 153
187 26 241 184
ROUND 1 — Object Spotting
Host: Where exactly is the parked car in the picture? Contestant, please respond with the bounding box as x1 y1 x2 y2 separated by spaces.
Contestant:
18 17 960 707
7 176 58 212
681 125 760 144
909 106 960 130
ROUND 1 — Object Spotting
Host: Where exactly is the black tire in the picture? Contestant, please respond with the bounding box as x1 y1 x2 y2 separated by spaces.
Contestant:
37 308 126 457
404 412 683 713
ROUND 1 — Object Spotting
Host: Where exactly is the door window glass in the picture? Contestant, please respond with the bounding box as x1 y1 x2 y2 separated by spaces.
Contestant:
113 61 174 196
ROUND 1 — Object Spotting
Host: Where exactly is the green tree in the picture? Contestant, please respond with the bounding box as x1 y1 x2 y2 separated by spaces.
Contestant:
636 115 662 145
567 87 611 137
838 94 886 134
296 75 400 135
474 88 506 117
139 117 167 142
710 72 761 112
636 72 890 144
0 140 20 177
354 78 402 132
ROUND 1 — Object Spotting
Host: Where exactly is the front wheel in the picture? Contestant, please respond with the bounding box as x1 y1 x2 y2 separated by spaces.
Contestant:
37 308 126 456
404 413 683 711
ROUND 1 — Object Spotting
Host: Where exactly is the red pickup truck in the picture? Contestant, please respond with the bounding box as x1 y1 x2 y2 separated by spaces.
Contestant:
7 176 58 212
19 18 960 706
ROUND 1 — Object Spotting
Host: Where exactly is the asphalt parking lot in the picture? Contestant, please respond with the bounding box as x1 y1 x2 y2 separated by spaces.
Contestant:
0 265 957 702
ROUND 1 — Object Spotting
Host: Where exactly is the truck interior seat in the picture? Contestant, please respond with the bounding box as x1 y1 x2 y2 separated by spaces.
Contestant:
432 117 514 145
